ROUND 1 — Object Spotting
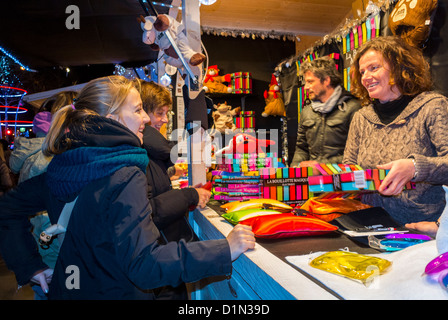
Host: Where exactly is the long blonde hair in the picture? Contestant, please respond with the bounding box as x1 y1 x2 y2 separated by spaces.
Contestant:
42 76 138 156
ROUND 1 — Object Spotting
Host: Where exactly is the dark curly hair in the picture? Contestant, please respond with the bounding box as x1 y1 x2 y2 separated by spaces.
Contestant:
350 36 433 105
300 56 342 88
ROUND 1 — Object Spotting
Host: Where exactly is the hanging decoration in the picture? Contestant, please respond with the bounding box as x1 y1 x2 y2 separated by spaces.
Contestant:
0 45 36 73
388 0 438 49
114 63 158 82
201 26 296 42
277 0 397 71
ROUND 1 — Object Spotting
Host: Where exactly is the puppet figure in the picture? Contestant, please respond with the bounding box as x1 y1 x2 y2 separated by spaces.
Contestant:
214 133 276 156
389 0 438 48
203 65 232 93
262 74 286 117
138 14 205 69
212 102 241 134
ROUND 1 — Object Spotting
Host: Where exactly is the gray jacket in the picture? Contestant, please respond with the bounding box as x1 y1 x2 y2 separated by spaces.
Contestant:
343 91 448 224
9 136 52 184
291 90 361 166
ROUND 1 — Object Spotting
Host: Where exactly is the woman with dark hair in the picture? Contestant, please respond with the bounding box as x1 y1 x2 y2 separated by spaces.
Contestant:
344 36 448 225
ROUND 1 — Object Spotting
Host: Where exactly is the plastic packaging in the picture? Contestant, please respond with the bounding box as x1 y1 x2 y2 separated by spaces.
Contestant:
384 233 432 241
239 213 338 239
436 186 448 254
221 208 281 225
424 251 448 292
300 198 372 222
309 251 392 285
424 251 448 275
369 234 430 252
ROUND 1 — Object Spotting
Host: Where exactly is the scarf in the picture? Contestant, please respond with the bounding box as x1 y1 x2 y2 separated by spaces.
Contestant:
311 85 343 114
46 145 149 197
373 95 414 125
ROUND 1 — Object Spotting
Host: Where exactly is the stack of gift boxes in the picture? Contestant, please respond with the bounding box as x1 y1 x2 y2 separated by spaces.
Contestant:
211 152 283 202
212 170 261 202
259 167 312 206
212 162 416 205
259 163 415 205
307 163 415 194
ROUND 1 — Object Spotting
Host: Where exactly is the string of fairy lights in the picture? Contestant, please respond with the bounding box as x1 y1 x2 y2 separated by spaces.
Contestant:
0 46 31 140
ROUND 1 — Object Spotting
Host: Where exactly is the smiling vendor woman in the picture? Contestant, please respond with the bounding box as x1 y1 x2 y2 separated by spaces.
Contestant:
343 36 448 225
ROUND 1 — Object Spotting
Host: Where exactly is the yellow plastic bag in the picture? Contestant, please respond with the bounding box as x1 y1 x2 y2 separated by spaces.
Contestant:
309 251 392 285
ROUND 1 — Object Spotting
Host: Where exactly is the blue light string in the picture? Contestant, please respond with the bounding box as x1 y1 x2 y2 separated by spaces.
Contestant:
0 46 36 72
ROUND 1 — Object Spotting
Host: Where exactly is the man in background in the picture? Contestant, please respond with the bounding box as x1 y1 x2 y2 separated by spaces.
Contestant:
291 57 361 168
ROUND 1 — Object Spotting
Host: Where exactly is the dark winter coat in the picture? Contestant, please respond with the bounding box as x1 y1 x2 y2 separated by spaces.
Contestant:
142 125 197 243
0 116 231 299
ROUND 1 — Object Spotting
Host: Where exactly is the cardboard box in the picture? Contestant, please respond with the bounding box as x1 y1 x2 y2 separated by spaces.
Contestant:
307 164 415 193
234 111 255 129
230 72 252 94
260 167 311 206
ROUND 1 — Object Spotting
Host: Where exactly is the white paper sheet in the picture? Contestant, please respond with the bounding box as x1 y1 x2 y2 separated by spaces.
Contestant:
286 240 448 300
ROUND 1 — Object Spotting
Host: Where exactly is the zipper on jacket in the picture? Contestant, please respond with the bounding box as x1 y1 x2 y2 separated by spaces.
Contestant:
319 114 326 156
226 273 238 298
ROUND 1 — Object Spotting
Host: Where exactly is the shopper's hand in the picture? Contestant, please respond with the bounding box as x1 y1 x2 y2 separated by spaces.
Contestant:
226 224 256 261
377 159 415 196
169 164 186 181
30 268 53 294
174 164 186 176
405 221 439 238
194 187 211 208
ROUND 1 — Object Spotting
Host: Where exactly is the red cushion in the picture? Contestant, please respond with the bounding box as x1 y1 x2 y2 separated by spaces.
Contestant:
239 213 338 239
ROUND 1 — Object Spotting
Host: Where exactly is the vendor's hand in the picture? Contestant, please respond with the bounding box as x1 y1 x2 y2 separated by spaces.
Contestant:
405 221 439 238
226 224 255 261
377 159 415 196
194 187 211 209
299 160 320 175
30 268 53 294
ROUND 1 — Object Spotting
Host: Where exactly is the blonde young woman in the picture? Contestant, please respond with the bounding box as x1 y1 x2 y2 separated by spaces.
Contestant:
0 76 254 300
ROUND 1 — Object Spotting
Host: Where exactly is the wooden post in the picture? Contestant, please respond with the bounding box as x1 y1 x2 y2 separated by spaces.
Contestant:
183 0 206 187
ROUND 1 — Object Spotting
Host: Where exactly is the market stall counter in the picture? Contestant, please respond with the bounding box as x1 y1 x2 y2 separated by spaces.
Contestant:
187 202 447 300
